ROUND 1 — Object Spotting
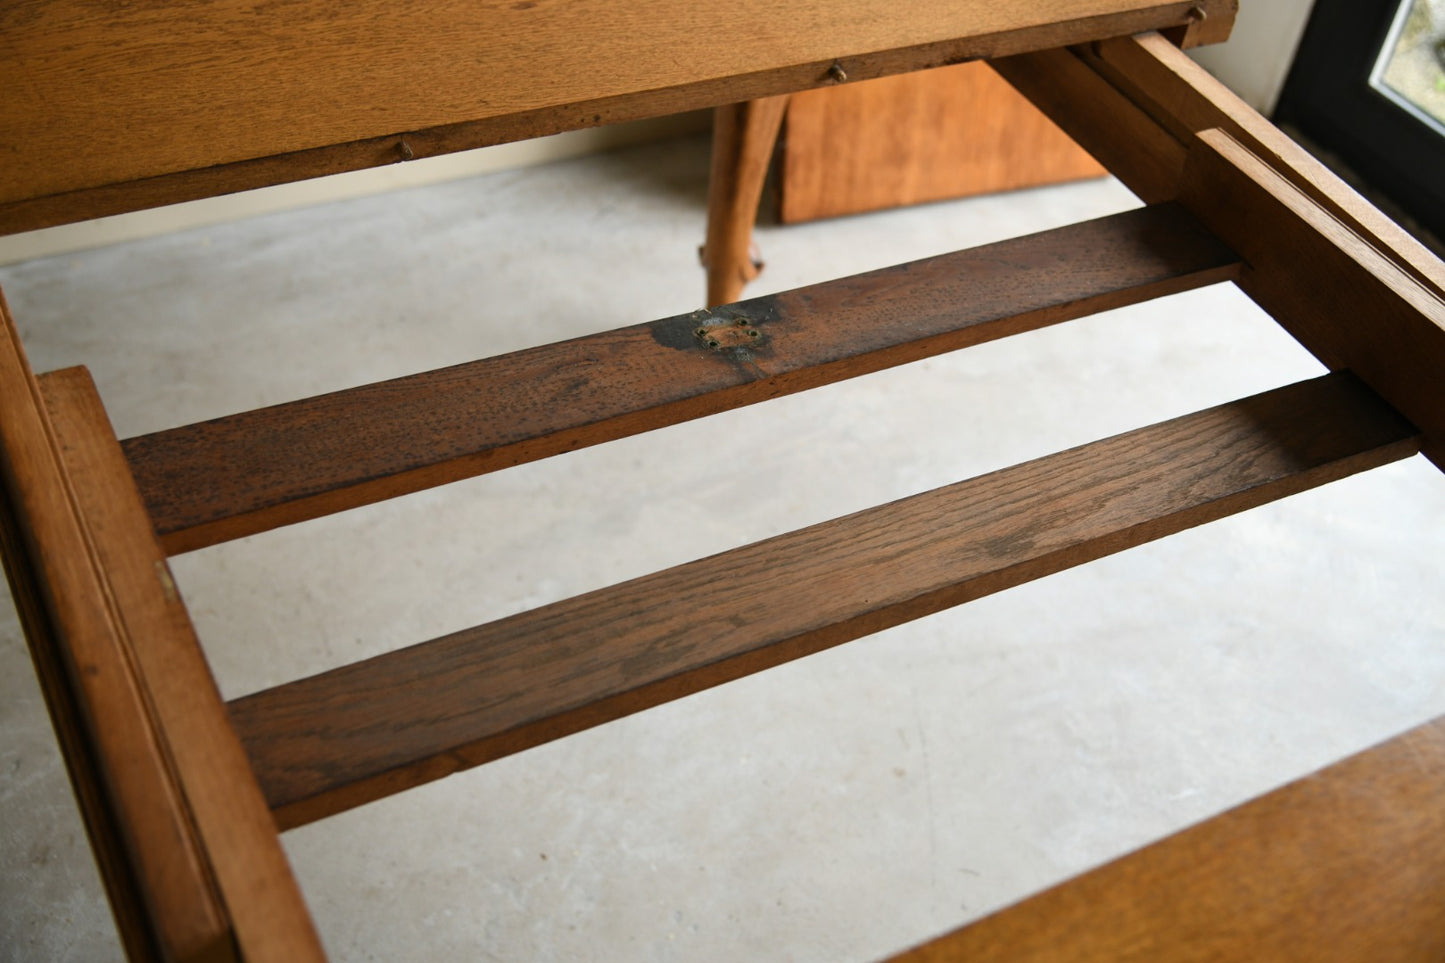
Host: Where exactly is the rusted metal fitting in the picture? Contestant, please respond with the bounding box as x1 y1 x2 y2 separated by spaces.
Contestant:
695 316 764 351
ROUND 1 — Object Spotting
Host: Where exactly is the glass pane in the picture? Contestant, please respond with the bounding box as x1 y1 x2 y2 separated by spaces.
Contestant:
1371 0 1445 133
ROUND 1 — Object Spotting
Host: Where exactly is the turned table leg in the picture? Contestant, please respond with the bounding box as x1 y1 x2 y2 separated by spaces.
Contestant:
702 95 790 307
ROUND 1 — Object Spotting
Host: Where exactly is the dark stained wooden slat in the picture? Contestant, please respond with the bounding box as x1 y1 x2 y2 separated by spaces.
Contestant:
885 713 1445 963
228 372 1421 830
124 203 1240 554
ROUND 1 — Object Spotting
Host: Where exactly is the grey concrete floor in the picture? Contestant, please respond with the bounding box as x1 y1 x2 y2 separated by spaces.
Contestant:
2 133 1443 962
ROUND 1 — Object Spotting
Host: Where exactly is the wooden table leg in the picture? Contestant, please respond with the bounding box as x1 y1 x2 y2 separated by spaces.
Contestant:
702 95 789 307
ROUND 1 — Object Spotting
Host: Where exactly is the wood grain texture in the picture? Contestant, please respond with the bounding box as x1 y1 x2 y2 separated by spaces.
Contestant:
33 367 327 962
994 34 1445 470
1181 129 1445 472
780 62 1104 224
0 420 160 960
887 713 1445 962
704 96 790 306
0 0 1235 233
0 294 232 961
1088 32 1445 302
122 204 1240 555
228 372 1421 829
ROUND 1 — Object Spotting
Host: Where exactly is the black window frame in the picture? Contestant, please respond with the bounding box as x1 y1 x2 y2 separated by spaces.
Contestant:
1275 0 1445 240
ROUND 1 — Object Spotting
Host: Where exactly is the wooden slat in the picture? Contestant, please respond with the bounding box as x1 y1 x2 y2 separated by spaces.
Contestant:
228 372 1420 830
886 713 1445 962
123 203 1241 555
36 367 327 962
0 1 1235 234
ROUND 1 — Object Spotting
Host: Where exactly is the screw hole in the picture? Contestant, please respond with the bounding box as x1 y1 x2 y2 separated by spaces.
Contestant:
748 330 760 338
707 340 720 349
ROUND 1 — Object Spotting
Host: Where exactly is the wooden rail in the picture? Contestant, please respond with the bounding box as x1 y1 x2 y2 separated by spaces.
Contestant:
991 33 1445 470
0 296 323 961
229 372 1419 829
7 4 1445 961
0 1 1233 233
123 203 1239 554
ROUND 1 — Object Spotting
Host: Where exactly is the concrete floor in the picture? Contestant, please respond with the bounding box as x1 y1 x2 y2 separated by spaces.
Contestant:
2 133 1443 962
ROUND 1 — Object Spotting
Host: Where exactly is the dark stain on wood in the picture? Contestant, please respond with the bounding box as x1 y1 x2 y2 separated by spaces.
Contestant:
124 204 1241 555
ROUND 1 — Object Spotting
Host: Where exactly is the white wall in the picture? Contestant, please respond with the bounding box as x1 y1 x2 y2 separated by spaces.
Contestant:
1191 0 1319 113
